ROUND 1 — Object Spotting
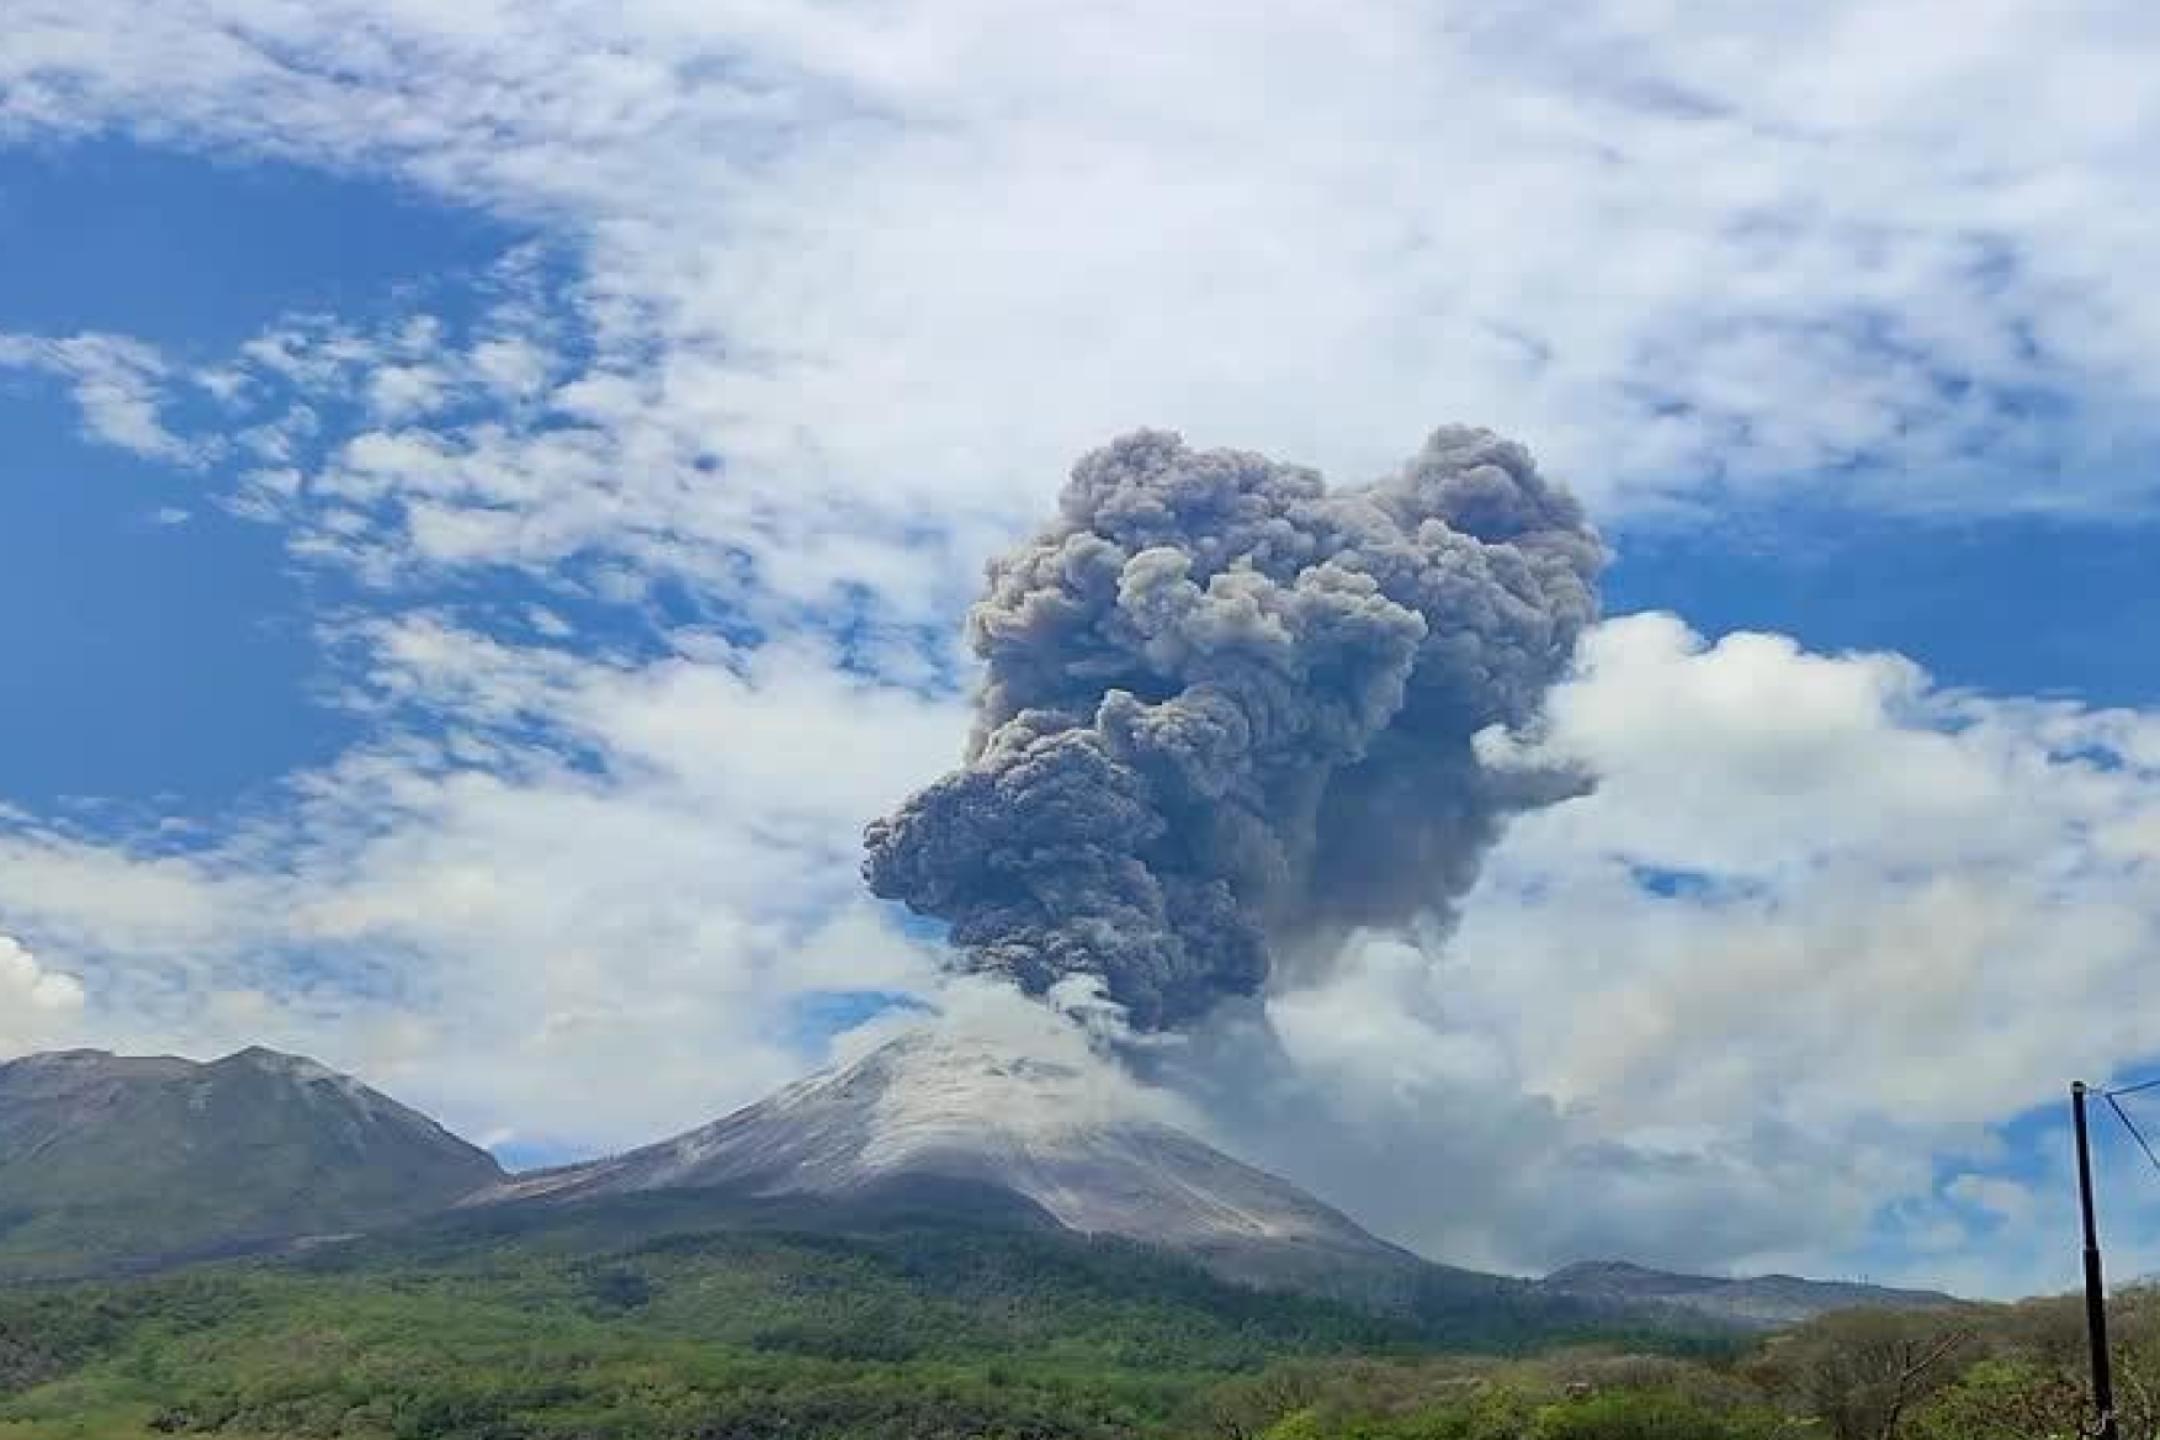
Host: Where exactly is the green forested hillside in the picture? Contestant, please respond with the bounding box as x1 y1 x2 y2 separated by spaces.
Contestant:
0 1186 1725 1440
3 1180 2139 1440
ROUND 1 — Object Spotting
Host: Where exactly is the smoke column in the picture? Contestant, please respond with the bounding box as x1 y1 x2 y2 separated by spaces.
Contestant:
865 426 1603 1032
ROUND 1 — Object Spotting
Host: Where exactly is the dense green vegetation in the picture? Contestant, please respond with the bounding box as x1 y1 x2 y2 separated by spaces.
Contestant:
1198 1288 2160 1439
0 1187 1716 1440
0 1186 2141 1440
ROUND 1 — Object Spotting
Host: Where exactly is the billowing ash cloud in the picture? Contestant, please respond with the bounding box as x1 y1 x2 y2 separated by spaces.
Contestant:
865 427 1603 1031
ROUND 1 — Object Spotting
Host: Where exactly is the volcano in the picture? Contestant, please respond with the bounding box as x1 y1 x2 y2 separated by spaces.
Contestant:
479 1030 1459 1307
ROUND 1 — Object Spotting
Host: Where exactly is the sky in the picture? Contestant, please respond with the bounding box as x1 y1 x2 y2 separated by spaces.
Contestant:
4 0 2160 1300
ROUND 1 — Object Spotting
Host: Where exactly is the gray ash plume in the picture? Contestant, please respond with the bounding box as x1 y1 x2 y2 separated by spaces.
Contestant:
864 426 1603 1031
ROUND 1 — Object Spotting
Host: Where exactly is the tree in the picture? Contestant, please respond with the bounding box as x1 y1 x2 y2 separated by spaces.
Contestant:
1908 1358 2086 1440
1746 1311 1978 1440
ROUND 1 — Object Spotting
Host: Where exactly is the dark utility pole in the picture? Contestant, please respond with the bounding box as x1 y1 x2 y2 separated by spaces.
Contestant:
2074 1081 2120 1440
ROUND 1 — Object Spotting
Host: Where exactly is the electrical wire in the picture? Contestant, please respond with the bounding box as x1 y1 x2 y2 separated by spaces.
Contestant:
2103 1090 2160 1178
2105 1076 2160 1099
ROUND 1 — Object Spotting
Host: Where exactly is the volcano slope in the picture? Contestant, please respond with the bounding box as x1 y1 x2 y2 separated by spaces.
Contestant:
479 1030 1576 1323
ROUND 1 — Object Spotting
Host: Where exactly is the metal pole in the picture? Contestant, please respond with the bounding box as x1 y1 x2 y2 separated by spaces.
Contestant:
2075 1081 2120 1440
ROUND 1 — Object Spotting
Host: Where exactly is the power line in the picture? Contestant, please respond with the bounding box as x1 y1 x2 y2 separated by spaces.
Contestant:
2103 1091 2160 1178
2105 1076 2160 1099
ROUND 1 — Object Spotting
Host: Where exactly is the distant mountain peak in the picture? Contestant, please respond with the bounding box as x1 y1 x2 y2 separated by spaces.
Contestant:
0 1044 503 1278
213 1046 367 1095
220 1044 331 1070
1537 1258 1958 1329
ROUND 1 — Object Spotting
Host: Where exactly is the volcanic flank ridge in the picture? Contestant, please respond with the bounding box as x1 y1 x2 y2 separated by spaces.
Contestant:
0 1037 1958 1328
472 1034 1960 1326
480 1029 1442 1306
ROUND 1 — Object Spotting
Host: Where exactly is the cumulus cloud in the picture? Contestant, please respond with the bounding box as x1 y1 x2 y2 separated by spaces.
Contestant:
1169 613 2160 1286
0 935 86 1055
1479 615 2160 1133
0 625 967 1146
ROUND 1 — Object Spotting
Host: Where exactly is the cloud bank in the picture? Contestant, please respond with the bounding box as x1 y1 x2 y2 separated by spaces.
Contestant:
1190 614 2160 1289
10 0 2160 563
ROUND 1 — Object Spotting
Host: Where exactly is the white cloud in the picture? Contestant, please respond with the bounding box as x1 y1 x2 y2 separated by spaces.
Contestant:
365 364 450 422
6 2 2153 694
0 0 2156 591
0 331 201 463
469 338 550 399
0 624 967 1146
1181 614 2160 1289
1480 615 2160 1131
0 935 86 1056
1946 1172 2039 1225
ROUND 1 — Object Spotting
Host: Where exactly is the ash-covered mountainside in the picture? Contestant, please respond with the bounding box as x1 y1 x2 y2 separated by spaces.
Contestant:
0 1046 503 1276
483 1031 1452 1305
477 1035 1965 1327
1537 1259 1958 1330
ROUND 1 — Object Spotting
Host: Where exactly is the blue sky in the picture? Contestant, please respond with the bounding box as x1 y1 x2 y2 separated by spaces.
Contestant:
5 1 2160 1299
7 142 2150 813
0 139 521 811
1610 510 2160 710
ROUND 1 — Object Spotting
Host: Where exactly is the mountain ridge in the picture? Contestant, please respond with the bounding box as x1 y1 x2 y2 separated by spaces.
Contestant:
1534 1258 1958 1330
0 1045 505 1277
0 1038 1959 1332
465 1032 1957 1328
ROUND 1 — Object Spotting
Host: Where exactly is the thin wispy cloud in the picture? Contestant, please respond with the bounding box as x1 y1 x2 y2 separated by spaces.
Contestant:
0 332 202 463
